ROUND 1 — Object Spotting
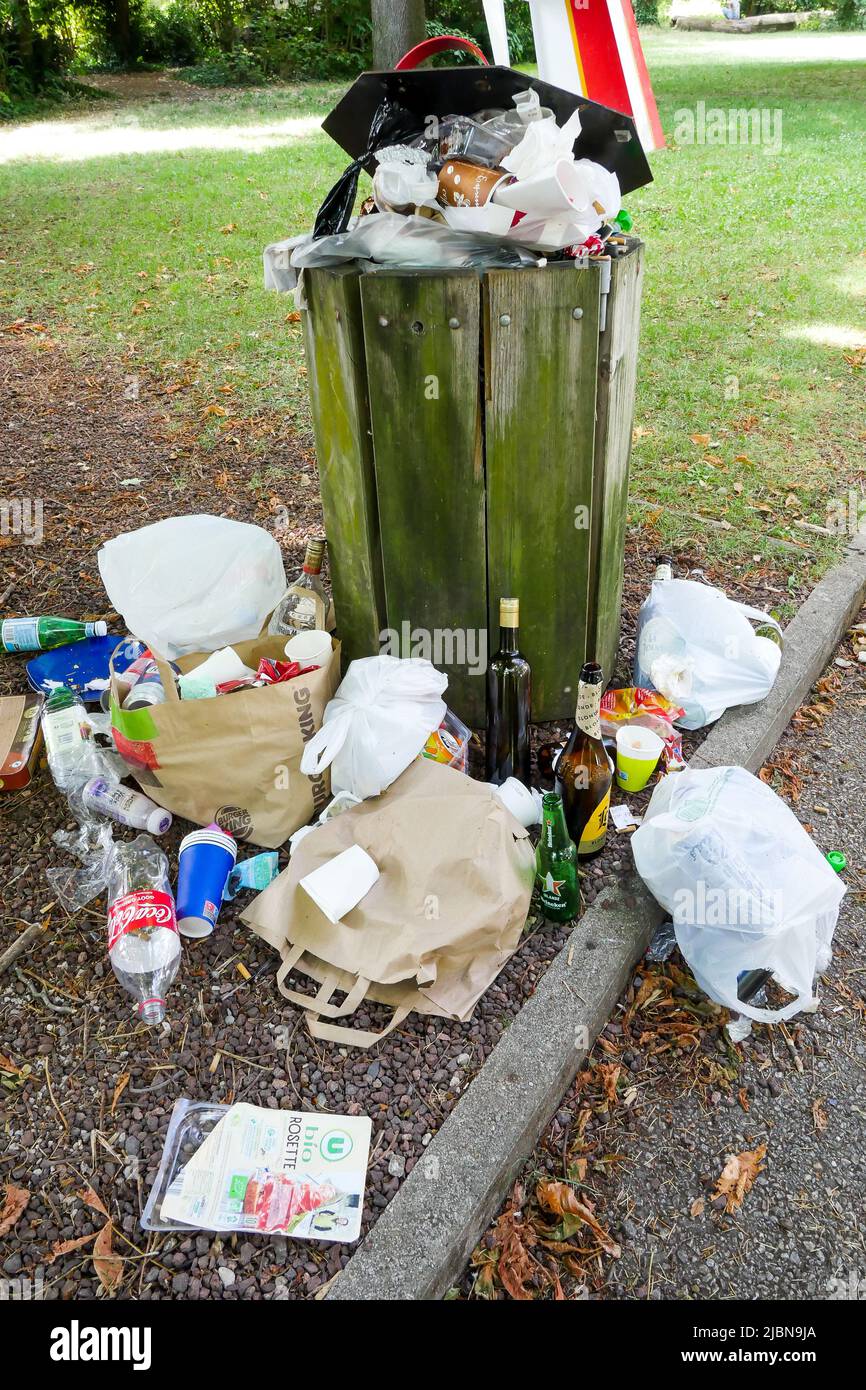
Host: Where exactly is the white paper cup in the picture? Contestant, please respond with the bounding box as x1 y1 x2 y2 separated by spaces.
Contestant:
487 776 540 828
300 844 379 924
493 158 586 215
284 630 333 667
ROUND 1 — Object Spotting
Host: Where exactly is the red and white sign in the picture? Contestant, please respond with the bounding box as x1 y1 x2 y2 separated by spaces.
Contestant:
483 0 665 153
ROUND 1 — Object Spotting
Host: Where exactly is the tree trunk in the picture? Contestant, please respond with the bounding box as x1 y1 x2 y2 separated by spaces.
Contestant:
14 0 35 80
112 0 132 68
371 0 426 69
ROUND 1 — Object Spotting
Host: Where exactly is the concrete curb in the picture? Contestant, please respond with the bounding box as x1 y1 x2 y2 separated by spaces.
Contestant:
328 534 866 1301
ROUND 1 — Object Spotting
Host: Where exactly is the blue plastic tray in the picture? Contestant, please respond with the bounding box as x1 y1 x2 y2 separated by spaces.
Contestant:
25 634 137 703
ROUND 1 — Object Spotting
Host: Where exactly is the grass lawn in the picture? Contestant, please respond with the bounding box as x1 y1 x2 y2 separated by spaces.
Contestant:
1 31 864 573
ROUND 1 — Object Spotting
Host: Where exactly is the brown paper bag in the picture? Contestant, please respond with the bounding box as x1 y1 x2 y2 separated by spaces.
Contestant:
109 636 340 848
241 758 536 1045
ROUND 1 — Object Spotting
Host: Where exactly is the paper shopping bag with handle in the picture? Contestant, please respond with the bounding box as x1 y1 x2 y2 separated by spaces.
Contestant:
109 636 340 848
241 757 536 1046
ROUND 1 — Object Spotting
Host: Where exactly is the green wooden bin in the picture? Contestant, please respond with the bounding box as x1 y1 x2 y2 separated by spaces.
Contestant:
300 240 645 726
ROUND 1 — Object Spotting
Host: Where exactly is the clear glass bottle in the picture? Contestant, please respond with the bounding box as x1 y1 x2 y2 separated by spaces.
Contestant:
268 538 329 637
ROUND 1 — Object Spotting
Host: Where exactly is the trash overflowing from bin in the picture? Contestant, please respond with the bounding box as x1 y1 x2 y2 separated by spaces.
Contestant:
265 60 652 283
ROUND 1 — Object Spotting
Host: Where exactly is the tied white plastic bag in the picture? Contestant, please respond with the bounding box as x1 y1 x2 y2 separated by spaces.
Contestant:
631 767 845 1030
300 655 447 801
98 515 287 660
634 577 782 729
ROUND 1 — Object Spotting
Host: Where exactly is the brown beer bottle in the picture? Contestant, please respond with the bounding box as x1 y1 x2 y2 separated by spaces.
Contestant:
555 661 612 859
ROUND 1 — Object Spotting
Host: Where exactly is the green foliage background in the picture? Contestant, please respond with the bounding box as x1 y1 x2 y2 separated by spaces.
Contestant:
2 0 864 113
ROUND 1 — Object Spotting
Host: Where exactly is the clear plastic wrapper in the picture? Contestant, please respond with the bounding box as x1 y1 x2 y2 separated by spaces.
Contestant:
142 1099 371 1241
438 113 516 167
646 918 677 963
47 810 116 911
292 212 541 272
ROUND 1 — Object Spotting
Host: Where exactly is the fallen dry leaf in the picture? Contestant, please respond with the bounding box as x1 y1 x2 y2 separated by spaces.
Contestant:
78 1185 109 1220
812 1098 828 1134
493 1206 540 1301
0 1184 30 1237
536 1181 621 1257
93 1222 124 1294
690 1197 705 1219
713 1144 767 1213
111 1073 130 1115
601 1062 622 1104
47 1231 99 1263
690 433 711 446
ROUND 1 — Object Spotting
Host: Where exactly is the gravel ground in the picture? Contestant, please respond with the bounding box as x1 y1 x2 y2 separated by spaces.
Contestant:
0 331 819 1300
462 616 866 1301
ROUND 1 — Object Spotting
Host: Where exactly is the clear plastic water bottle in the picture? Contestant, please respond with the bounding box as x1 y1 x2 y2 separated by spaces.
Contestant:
106 835 181 1026
41 685 101 792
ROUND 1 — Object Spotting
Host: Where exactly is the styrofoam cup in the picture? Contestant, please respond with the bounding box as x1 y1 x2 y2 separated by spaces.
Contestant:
300 844 379 924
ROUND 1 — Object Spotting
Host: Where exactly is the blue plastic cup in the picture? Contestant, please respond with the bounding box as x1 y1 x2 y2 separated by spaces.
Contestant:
176 825 237 938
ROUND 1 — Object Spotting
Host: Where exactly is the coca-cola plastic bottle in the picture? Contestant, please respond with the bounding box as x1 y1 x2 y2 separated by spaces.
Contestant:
106 834 181 1025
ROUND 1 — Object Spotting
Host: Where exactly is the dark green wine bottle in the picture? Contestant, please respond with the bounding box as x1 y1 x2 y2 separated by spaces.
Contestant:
485 596 531 786
535 792 579 924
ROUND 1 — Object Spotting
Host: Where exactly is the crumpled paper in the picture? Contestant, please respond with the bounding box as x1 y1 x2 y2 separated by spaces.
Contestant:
501 110 582 180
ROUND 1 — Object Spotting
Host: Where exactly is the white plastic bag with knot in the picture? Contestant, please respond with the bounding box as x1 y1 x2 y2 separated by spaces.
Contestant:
634 577 782 729
98 515 287 660
631 766 845 1029
299 655 447 802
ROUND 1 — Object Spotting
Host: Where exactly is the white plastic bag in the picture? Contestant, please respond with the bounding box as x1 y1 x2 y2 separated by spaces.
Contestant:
634 577 782 729
299 655 447 801
98 515 287 660
632 767 845 1027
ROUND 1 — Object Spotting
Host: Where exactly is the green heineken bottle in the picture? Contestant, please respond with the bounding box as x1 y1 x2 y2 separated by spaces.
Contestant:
1 616 107 653
535 792 580 924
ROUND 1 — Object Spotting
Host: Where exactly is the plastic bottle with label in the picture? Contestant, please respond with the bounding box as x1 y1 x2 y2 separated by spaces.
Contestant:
1 616 107 653
41 685 100 792
82 776 172 835
106 835 181 1026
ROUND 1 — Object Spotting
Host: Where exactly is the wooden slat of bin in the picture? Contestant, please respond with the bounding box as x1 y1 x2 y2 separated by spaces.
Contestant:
360 271 488 725
484 265 601 722
588 245 646 682
302 267 386 668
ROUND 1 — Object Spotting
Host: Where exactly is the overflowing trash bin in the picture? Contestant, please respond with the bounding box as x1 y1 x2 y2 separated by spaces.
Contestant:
272 47 651 723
